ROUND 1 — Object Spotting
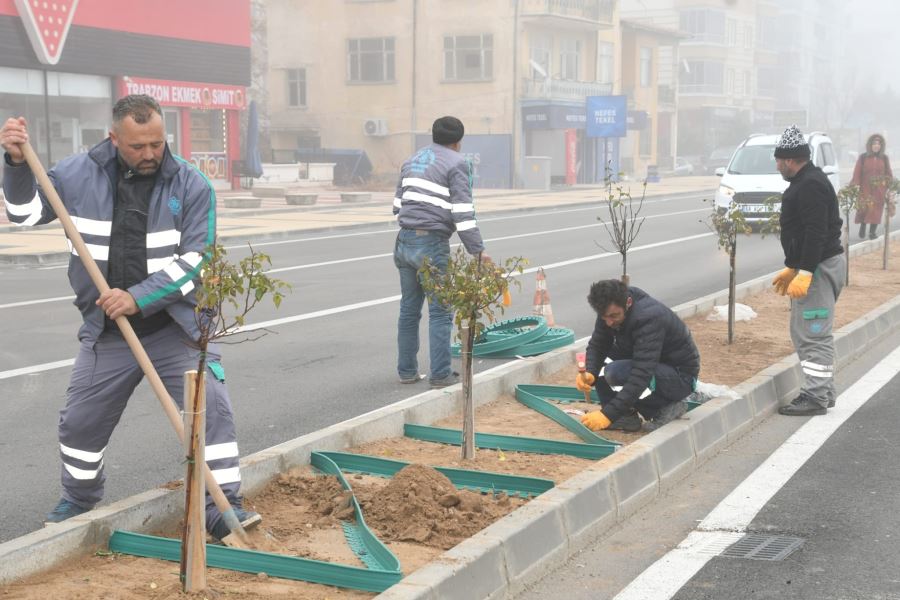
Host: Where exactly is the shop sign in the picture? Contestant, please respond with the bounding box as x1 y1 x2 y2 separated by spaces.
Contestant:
119 77 246 110
522 104 586 130
191 152 228 180
14 0 79 65
586 95 627 138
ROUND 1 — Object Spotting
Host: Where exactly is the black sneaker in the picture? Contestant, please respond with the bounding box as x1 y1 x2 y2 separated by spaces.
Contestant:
778 396 826 416
209 507 262 541
828 398 835 408
45 498 90 524
642 400 688 432
607 413 642 432
429 372 460 389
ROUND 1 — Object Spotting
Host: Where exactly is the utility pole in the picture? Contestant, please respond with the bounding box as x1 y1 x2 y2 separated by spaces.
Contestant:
510 0 520 188
410 0 418 154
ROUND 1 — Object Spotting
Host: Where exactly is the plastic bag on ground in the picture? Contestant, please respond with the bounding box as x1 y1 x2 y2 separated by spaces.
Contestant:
706 303 757 322
687 381 741 405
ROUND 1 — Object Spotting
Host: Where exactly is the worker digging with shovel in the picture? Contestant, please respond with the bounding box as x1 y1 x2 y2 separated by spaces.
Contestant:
0 95 260 543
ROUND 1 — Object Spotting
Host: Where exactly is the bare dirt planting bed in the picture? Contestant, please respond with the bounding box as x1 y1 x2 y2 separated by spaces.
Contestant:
2 244 897 599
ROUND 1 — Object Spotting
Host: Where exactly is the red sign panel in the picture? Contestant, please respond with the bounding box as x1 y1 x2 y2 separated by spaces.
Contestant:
14 0 78 65
565 129 578 186
119 77 246 111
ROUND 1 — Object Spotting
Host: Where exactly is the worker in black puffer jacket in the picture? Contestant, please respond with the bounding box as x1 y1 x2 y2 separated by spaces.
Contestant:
576 280 700 433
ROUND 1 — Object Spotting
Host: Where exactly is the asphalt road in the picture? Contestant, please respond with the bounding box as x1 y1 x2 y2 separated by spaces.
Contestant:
517 329 900 600
0 190 895 544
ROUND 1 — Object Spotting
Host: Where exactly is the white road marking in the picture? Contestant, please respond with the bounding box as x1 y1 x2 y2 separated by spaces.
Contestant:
613 343 900 600
4 207 711 303
0 232 714 379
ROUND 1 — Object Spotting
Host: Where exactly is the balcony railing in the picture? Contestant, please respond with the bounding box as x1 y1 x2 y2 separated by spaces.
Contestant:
522 77 613 100
521 0 615 26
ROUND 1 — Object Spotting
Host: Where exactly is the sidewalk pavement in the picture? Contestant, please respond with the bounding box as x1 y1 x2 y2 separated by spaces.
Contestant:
0 175 718 265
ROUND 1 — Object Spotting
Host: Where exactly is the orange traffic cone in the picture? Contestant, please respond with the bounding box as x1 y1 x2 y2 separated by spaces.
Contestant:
532 268 555 326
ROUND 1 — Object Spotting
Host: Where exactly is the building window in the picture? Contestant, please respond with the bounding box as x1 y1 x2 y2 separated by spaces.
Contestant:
726 68 735 94
444 34 493 81
639 47 652 87
757 66 777 97
726 19 736 46
679 60 724 94
744 71 752 96
598 41 614 84
530 33 551 79
639 118 652 157
743 24 753 49
286 68 306 107
347 37 395 83
559 38 581 81
680 8 726 44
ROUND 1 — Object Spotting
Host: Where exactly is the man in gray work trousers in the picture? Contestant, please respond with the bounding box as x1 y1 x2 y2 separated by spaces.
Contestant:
770 124 846 416
0 95 259 540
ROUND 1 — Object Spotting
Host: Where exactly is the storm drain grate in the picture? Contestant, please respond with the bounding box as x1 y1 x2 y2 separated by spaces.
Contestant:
721 534 805 561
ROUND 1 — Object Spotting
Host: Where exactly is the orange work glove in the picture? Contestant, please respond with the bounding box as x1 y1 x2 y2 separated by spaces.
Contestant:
787 270 813 299
771 267 798 296
581 410 612 431
575 371 595 393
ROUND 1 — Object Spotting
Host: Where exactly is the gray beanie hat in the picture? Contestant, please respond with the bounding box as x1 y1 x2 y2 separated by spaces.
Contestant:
774 124 810 160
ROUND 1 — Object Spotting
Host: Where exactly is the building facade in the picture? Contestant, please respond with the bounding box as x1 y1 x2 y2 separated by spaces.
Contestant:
0 0 251 189
264 0 652 187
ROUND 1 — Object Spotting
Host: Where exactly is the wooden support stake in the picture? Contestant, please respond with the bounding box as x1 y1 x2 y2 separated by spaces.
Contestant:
461 322 475 460
181 370 207 593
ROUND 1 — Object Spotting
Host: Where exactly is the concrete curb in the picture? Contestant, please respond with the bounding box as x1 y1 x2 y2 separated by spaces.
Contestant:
1 240 898 589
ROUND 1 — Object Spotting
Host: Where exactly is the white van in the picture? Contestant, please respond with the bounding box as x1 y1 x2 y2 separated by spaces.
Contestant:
714 132 840 223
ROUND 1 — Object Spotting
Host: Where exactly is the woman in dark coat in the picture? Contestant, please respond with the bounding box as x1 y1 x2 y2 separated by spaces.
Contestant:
851 133 892 240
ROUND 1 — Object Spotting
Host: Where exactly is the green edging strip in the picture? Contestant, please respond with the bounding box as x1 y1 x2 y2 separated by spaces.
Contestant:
110 451 403 593
516 385 619 446
404 424 618 460
310 452 401 573
451 316 549 356
108 530 400 593
317 451 555 498
478 327 575 358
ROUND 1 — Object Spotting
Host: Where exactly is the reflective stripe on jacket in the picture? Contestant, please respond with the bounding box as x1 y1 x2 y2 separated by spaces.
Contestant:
2 139 215 342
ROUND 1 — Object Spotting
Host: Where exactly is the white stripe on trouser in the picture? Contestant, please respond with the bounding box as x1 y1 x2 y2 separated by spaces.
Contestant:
64 462 103 480
599 365 652 399
210 466 241 485
60 443 105 463
205 442 239 461
801 360 833 378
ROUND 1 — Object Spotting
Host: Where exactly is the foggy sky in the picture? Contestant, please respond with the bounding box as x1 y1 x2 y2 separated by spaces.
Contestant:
844 0 900 91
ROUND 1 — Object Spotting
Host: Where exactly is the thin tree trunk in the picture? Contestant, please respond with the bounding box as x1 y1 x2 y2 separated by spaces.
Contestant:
461 320 475 460
728 234 737 345
843 209 851 286
883 201 891 270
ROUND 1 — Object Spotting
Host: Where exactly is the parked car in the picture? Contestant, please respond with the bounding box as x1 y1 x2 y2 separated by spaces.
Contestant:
704 146 735 175
670 156 694 176
713 132 840 225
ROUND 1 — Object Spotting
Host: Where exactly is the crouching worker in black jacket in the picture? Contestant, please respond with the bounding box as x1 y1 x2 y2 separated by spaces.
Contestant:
577 280 700 433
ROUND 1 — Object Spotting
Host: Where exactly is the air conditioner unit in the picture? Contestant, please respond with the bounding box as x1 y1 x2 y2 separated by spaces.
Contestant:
363 118 389 137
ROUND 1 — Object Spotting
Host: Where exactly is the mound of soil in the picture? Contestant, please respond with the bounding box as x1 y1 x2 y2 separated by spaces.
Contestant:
355 464 522 550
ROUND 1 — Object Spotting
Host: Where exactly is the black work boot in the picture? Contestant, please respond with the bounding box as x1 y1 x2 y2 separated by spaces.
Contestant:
869 224 878 240
607 412 642 432
642 400 687 432
778 395 826 416
859 224 867 239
